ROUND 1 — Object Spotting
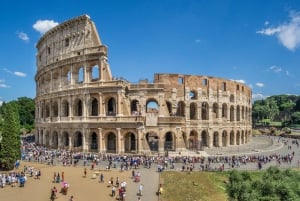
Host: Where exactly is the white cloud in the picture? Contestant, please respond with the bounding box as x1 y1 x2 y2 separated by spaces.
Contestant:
33 19 59 34
17 31 29 42
256 82 264 87
195 39 201 43
231 79 245 84
14 71 27 77
264 21 270 26
3 68 26 77
256 11 300 51
0 100 2 106
0 83 10 88
269 65 282 73
252 93 268 101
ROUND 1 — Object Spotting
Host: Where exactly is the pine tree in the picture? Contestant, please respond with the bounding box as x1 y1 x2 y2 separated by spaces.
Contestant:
0 103 21 170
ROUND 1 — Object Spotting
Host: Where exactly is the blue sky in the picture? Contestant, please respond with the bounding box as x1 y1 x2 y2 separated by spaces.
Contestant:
1 0 300 105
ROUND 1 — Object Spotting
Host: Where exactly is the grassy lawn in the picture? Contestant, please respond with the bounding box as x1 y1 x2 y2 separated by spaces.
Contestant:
159 171 228 201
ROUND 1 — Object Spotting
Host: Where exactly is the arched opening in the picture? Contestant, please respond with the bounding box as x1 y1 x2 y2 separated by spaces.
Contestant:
236 105 240 121
62 100 69 117
166 101 172 116
230 131 235 145
74 131 83 148
201 130 208 147
91 98 99 116
236 131 240 145
176 101 185 117
230 106 234 121
146 132 159 151
201 102 209 120
46 103 50 117
222 103 227 119
189 130 198 149
45 131 50 147
164 132 174 151
90 132 98 151
146 99 159 113
124 132 136 153
222 131 228 147
52 101 58 117
74 99 83 116
213 132 219 147
107 98 116 116
78 67 84 83
190 102 197 120
212 103 219 119
52 131 58 148
91 65 100 81
62 132 69 147
106 132 116 153
241 130 245 144
131 100 139 115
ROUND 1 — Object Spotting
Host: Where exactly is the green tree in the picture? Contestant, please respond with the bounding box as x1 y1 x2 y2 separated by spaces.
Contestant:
0 103 21 170
291 111 300 124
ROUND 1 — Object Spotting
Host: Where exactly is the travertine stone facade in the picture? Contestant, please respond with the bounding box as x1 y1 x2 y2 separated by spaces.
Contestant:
34 15 252 154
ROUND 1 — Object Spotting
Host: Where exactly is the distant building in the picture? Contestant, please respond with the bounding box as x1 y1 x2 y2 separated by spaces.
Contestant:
34 15 252 154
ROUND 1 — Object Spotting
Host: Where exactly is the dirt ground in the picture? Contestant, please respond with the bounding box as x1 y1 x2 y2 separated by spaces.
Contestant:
0 161 133 201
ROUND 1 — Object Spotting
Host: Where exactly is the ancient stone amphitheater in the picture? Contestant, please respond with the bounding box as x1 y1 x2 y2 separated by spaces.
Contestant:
34 15 252 155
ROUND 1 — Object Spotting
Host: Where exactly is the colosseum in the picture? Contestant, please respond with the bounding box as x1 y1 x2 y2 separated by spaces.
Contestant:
34 15 252 155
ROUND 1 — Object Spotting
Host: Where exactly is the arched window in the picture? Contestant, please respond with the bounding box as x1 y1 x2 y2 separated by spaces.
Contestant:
107 98 116 116
91 65 100 81
201 102 209 120
146 99 159 113
176 101 185 117
91 98 98 116
190 102 197 120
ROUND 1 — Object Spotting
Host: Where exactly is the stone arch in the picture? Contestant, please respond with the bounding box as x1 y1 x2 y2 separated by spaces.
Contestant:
222 103 227 119
213 131 219 147
230 105 234 121
107 97 116 116
90 132 98 151
45 103 50 117
242 106 245 120
106 132 116 153
166 101 172 116
45 130 50 147
201 102 209 120
52 101 58 117
176 101 185 117
222 130 228 147
164 132 174 151
74 131 83 147
230 131 234 145
241 130 245 144
212 102 219 119
146 131 159 151
146 98 159 113
77 66 84 83
52 131 58 148
73 98 83 116
236 105 240 121
124 132 136 153
200 130 208 147
189 130 198 149
90 97 99 116
62 131 69 147
61 99 69 117
91 64 100 81
190 102 198 120
130 99 139 115
236 131 241 145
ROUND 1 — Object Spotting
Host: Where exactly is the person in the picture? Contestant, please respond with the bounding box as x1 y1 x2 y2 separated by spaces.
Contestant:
100 173 104 183
112 185 116 197
61 171 64 182
138 183 144 196
50 186 57 201
138 197 141 201
69 195 75 201
84 168 87 177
